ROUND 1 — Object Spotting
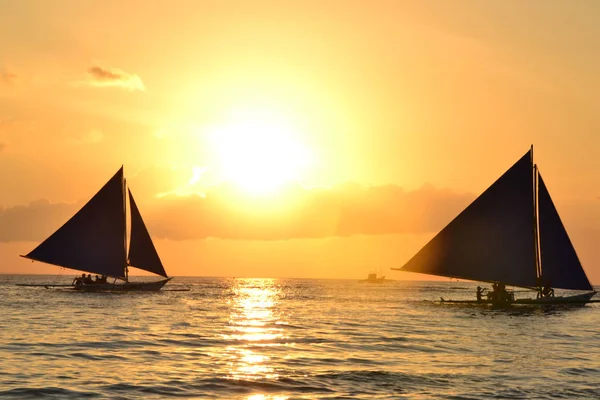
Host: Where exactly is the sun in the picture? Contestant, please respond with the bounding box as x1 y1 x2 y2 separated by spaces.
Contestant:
207 112 313 195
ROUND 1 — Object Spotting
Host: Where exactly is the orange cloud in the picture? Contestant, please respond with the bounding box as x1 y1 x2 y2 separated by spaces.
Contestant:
0 183 473 242
0 66 17 86
84 64 145 91
146 183 475 240
4 179 600 247
0 200 80 242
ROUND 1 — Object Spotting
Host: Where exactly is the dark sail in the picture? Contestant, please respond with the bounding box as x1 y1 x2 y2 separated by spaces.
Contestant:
23 168 127 278
537 173 593 290
127 189 168 278
399 150 539 288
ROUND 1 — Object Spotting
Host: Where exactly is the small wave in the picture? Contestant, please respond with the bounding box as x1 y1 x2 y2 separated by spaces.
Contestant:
104 382 188 397
168 332 206 340
562 366 600 376
0 387 97 399
170 322 191 328
313 370 451 393
68 352 109 361
103 377 333 397
346 357 384 366
4 339 163 352
213 376 334 395
157 338 216 348
274 322 306 329
560 387 600 398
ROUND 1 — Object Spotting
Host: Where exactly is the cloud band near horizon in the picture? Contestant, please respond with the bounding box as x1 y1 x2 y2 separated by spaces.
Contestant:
0 183 474 242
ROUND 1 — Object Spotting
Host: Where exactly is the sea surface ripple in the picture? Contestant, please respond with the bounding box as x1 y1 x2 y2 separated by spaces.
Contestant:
1 275 599 399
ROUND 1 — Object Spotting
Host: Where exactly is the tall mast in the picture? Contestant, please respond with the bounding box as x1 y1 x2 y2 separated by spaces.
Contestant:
123 170 129 283
531 146 542 283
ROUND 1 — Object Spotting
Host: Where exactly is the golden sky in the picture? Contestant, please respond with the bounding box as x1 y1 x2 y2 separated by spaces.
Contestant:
1 1 599 282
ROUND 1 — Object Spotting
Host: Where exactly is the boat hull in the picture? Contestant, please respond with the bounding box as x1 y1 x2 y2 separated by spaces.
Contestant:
514 291 597 304
441 291 597 305
74 278 172 292
361 278 386 283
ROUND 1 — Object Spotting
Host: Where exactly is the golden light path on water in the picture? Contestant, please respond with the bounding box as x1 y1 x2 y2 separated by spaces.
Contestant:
224 278 289 399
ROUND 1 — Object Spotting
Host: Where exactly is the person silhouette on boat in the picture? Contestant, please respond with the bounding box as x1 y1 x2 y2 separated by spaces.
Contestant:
95 275 107 284
497 283 512 303
83 274 94 284
487 282 512 304
488 283 498 302
73 273 85 286
476 286 487 302
498 283 506 302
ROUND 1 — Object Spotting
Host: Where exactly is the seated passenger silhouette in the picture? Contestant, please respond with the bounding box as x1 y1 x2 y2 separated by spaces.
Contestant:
476 286 486 302
73 273 85 286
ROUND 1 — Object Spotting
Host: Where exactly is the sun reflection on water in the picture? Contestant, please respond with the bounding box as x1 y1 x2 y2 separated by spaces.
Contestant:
247 395 289 400
224 278 286 383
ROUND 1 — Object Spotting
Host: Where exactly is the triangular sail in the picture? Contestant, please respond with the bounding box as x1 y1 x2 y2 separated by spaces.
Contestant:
399 150 539 288
127 189 168 278
23 168 127 278
537 173 593 290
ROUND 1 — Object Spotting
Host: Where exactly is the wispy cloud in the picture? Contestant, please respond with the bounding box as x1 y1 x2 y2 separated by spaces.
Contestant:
0 65 18 86
81 64 145 91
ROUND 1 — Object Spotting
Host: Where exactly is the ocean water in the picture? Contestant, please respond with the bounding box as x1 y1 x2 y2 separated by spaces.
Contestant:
1 275 599 399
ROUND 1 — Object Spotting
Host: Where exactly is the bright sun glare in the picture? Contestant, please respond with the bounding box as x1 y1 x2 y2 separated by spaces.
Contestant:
208 112 313 194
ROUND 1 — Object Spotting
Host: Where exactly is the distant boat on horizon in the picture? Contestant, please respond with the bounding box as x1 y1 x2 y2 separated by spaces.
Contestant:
361 271 386 283
393 146 596 305
18 167 171 291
